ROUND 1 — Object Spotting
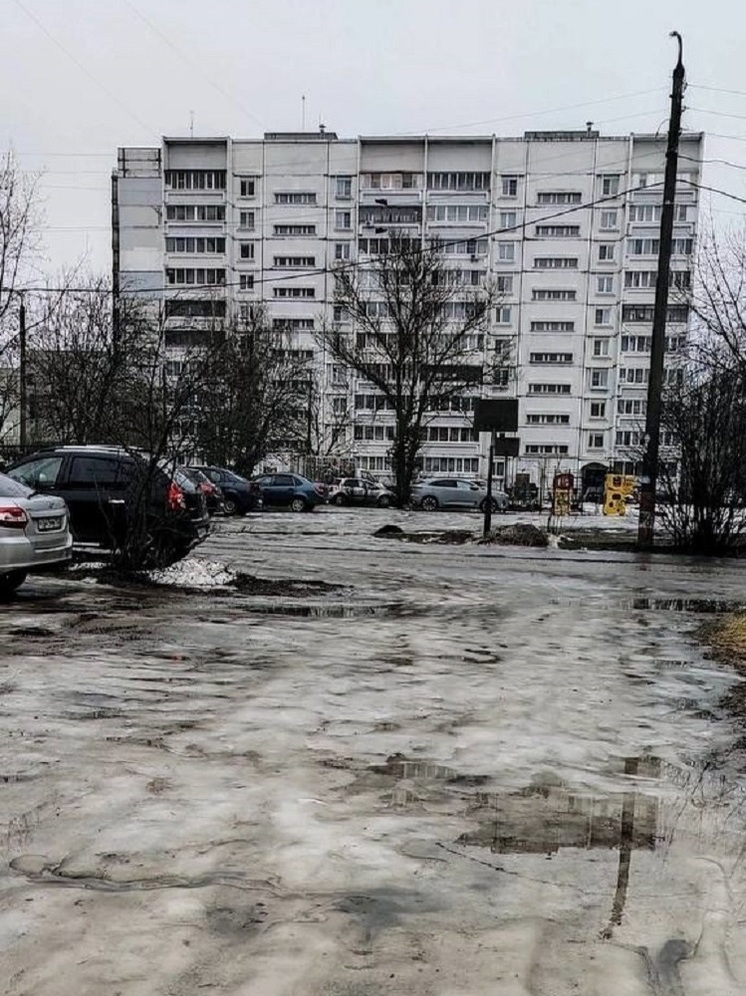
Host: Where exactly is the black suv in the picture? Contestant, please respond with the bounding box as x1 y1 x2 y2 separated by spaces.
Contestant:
7 446 210 566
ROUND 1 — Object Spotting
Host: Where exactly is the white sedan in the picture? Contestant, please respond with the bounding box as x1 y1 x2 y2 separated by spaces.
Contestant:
0 471 73 596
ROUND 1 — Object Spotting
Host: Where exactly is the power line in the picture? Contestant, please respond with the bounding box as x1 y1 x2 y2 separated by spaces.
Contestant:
12 0 158 138
122 0 265 131
687 105 746 122
689 83 746 99
13 178 667 295
679 152 746 172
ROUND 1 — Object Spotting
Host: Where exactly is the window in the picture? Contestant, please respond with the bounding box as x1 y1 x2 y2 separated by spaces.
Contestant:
616 430 642 447
166 267 226 285
525 444 569 455
335 176 352 199
592 338 609 357
498 242 516 262
275 192 317 205
535 225 580 237
273 287 315 298
239 274 254 290
165 300 226 318
621 335 651 352
597 276 614 294
9 455 62 488
537 191 582 205
588 433 605 449
601 175 620 196
499 211 517 230
273 224 316 236
530 321 575 332
590 369 609 389
529 352 573 364
600 210 618 230
239 210 255 230
273 256 315 267
433 238 487 256
622 304 689 323
628 238 659 256
427 205 488 223
164 170 226 190
598 244 614 262
335 210 352 230
594 307 612 325
335 242 351 261
422 458 480 474
495 306 512 324
167 204 225 222
526 413 570 425
528 383 572 395
332 397 348 415
619 367 650 384
427 171 490 190
590 401 606 418
672 238 693 255
533 289 577 301
239 242 255 260
628 204 689 223
501 175 518 197
534 257 578 269
333 305 349 323
496 274 513 294
618 398 646 416
165 237 226 253
366 172 419 190
273 317 315 331
68 456 120 487
239 177 256 197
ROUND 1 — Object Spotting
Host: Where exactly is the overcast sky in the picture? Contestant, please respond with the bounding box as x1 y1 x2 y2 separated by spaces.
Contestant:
3 0 745 278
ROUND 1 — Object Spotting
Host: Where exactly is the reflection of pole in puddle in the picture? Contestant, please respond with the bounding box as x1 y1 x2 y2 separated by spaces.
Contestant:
600 757 638 940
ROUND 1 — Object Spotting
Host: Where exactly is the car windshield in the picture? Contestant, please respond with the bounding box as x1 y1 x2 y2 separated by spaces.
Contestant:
222 470 248 484
0 472 32 498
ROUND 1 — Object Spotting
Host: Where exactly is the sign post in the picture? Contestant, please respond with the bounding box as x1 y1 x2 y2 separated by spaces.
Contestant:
473 399 519 539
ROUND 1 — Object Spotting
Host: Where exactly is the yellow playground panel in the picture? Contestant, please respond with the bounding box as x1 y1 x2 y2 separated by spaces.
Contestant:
603 474 636 516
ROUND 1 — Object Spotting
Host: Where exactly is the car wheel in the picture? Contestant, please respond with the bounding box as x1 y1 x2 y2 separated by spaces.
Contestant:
421 495 438 511
377 495 391 508
0 570 27 597
333 494 346 506
223 497 238 516
479 497 499 513
290 496 307 513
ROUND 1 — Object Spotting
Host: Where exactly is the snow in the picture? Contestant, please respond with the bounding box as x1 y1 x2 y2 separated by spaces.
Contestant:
147 557 236 589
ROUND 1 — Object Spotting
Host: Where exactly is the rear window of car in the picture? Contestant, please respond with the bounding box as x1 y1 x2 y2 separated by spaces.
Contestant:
7 454 63 488
0 472 32 498
431 479 457 488
68 455 121 487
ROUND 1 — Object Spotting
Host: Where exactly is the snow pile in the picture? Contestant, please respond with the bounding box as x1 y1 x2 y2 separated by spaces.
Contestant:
148 558 236 589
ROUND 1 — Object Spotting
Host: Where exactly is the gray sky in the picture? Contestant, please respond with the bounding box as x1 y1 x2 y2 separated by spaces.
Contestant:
3 0 745 277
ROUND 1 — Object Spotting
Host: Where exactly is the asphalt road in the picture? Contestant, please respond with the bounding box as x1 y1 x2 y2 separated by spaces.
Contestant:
2 507 746 995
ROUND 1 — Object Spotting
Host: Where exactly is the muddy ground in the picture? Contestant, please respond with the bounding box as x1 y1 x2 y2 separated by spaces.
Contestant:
2 505 746 995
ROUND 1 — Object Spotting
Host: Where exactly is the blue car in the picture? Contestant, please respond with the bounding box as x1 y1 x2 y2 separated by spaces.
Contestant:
190 466 262 516
251 472 326 512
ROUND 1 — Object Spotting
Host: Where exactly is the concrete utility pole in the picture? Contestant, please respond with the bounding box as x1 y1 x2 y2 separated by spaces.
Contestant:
638 32 686 548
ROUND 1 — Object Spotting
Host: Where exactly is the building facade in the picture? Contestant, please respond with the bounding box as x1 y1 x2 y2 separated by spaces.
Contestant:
113 128 703 491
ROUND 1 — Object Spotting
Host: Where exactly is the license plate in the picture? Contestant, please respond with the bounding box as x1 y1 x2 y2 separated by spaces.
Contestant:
37 516 62 532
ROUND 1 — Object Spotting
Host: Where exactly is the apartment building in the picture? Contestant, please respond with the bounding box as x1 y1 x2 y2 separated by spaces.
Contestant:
112 127 703 491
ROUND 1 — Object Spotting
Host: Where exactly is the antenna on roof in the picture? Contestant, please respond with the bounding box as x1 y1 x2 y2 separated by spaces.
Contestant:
301 95 306 131
190 111 194 139
586 121 593 135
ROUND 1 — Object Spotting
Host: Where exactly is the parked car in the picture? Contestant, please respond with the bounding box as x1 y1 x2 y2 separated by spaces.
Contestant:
251 472 326 512
0 471 73 596
180 467 224 516
6 446 209 566
328 477 394 508
189 466 262 515
410 478 509 512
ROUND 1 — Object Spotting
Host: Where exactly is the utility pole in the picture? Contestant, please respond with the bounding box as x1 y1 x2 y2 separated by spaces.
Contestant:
18 294 27 450
638 32 685 548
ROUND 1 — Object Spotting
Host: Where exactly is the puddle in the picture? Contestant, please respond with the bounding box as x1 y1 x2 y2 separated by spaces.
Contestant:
371 754 490 786
241 601 417 619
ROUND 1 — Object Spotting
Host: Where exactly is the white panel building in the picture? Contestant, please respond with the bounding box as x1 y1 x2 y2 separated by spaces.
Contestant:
113 128 703 493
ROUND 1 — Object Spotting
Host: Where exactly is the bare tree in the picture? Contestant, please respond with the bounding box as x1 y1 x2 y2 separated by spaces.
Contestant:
195 309 313 477
0 150 42 444
317 238 498 505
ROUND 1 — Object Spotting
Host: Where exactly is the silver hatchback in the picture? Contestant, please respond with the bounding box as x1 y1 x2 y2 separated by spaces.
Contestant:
0 472 73 596
410 477 509 512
